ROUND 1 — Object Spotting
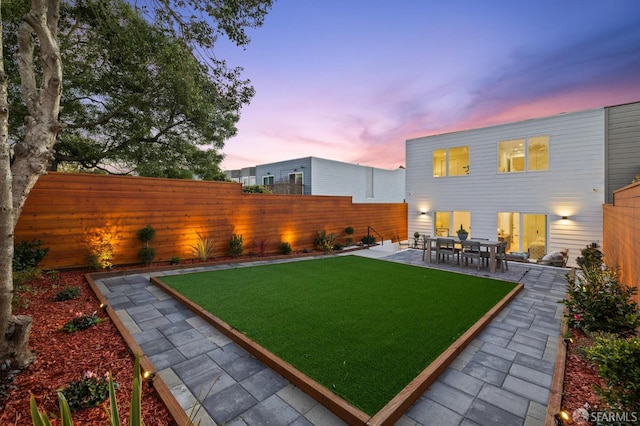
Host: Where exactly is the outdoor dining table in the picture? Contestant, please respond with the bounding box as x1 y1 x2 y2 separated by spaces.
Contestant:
423 236 502 273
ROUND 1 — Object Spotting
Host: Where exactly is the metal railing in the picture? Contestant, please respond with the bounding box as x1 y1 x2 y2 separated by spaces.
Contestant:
366 226 383 246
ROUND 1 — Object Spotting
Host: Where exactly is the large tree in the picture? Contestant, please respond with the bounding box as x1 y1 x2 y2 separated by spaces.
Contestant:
4 0 255 179
0 0 272 366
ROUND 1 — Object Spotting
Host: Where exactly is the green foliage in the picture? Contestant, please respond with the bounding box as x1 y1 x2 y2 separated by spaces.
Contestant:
576 243 604 270
60 371 114 412
456 224 468 234
85 226 119 270
314 230 335 253
333 243 344 251
170 256 182 265
344 227 355 246
136 225 156 245
62 312 106 333
242 185 272 193
137 225 156 264
13 239 49 272
584 334 640 413
12 268 41 309
561 263 639 336
361 235 376 245
229 234 244 257
138 247 156 265
4 0 271 179
30 354 144 425
191 231 216 261
280 242 292 255
54 286 80 302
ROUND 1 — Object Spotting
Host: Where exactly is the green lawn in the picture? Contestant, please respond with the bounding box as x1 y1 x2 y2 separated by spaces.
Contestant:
160 256 516 415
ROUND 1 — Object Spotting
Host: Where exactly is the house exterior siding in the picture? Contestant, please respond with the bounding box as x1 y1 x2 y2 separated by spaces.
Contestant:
406 108 606 267
256 157 405 203
605 102 640 203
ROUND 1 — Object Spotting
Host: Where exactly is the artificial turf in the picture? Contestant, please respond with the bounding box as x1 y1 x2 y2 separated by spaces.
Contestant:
160 255 516 415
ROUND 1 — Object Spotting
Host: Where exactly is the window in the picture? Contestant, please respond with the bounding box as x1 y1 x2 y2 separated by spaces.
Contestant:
434 211 471 237
498 136 548 173
433 146 469 177
262 175 274 185
497 212 547 259
288 172 303 194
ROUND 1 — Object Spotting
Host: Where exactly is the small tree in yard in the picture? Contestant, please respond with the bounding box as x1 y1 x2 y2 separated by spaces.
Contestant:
0 0 273 368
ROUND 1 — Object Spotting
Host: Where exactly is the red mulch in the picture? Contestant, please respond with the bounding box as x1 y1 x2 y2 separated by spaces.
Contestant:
1 270 177 425
560 328 607 426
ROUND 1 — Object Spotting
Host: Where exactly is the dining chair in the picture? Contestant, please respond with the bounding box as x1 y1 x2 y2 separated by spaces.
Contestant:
460 240 481 270
494 241 509 271
436 238 457 265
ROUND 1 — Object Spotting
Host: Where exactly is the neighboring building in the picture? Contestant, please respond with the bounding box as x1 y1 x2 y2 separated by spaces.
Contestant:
225 167 256 186
406 101 640 266
255 156 406 203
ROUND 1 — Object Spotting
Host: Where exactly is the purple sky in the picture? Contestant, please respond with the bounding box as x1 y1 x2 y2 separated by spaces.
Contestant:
218 1 640 171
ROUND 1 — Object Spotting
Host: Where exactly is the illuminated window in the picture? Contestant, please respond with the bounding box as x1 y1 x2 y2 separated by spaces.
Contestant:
497 212 547 258
498 136 548 173
434 211 471 237
433 146 469 177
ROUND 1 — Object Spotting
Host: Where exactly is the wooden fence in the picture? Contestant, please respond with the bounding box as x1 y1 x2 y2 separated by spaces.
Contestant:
14 173 408 269
603 180 640 305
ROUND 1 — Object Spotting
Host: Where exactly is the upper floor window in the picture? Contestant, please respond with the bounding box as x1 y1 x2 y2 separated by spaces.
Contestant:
498 136 548 173
263 175 274 185
433 145 469 177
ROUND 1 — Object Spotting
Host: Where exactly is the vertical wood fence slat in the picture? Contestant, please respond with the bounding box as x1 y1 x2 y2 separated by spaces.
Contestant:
603 181 640 306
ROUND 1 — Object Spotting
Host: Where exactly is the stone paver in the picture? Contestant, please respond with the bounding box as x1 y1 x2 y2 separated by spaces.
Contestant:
94 248 568 425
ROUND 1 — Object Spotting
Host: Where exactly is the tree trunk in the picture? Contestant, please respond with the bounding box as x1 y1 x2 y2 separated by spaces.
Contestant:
0 0 62 367
0 0 18 366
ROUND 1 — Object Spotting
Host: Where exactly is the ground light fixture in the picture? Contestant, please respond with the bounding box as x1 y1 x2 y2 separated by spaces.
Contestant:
554 410 573 425
143 371 156 387
100 303 109 312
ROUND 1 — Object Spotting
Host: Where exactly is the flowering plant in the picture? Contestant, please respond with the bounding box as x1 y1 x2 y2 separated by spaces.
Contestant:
60 370 118 411
62 311 106 333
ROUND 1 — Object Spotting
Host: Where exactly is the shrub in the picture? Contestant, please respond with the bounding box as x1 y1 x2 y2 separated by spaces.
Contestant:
361 235 376 245
170 256 182 265
280 242 292 255
584 334 640 413
137 225 156 264
191 231 216 261
229 234 244 257
62 312 106 333
561 263 639 336
85 226 119 270
138 247 156 265
136 225 156 245
60 371 114 412
314 230 335 253
253 237 269 257
242 184 272 194
576 243 604 270
13 239 49 271
54 286 80 302
344 226 354 246
333 243 344 251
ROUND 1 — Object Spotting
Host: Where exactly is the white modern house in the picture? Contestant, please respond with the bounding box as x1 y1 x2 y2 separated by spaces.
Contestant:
406 101 640 266
255 156 406 203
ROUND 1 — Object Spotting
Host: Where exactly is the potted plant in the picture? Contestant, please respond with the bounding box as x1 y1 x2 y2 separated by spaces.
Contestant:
456 225 468 241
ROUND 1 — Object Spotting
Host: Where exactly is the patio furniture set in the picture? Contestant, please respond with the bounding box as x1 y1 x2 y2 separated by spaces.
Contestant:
417 236 508 273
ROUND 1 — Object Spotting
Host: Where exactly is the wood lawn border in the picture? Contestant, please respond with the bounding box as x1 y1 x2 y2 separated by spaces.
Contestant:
149 270 524 425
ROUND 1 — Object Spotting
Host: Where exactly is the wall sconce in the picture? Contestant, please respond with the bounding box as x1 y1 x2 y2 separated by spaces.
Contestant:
561 216 568 220
420 211 427 215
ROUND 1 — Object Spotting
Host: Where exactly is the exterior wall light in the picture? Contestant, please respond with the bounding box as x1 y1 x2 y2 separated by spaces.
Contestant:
561 216 568 220
420 211 427 215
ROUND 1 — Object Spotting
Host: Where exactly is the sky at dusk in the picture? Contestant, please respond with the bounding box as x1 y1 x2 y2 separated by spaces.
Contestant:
218 1 640 171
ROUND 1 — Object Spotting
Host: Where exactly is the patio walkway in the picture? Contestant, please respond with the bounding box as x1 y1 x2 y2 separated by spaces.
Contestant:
93 248 568 425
